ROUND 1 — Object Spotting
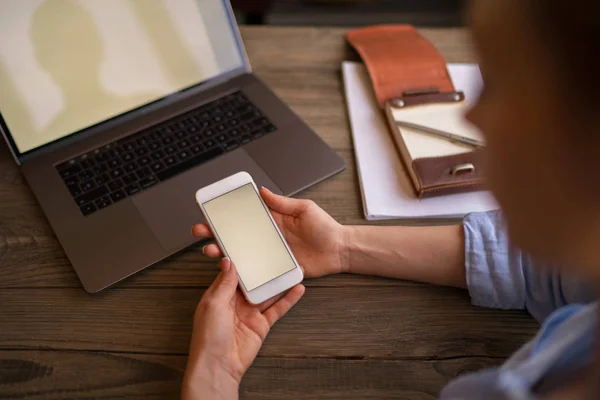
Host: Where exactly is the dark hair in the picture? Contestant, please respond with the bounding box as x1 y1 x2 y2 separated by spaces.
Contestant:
530 1 600 113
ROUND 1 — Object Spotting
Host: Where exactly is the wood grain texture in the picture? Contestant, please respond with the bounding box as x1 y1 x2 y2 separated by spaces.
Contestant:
0 350 500 400
0 27 535 399
0 287 537 358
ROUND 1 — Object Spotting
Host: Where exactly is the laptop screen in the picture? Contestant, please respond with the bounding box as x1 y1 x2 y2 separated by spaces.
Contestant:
0 0 245 155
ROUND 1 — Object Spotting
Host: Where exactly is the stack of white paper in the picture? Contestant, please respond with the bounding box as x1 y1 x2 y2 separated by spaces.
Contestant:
342 61 498 220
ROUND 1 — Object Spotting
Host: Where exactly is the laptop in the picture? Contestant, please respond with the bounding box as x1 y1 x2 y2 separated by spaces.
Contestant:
0 0 345 293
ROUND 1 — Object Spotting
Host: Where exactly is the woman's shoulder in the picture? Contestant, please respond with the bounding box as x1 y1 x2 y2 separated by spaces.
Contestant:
440 302 597 400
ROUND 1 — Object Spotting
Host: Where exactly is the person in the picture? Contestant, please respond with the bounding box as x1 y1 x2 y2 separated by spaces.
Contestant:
181 1 600 399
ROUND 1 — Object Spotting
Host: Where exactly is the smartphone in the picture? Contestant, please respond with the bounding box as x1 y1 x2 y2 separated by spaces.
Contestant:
195 172 303 304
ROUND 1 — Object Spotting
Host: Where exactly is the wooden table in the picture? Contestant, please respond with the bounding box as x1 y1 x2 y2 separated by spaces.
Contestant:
0 27 538 399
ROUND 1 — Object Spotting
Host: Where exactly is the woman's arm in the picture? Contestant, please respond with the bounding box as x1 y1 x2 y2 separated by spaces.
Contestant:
342 210 596 322
343 224 467 288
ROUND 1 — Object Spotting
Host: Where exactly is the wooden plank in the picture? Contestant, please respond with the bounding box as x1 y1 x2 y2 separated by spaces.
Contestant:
0 349 502 400
0 287 537 358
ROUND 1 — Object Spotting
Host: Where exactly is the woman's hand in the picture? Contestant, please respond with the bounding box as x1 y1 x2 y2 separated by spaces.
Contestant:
192 187 348 278
182 258 305 400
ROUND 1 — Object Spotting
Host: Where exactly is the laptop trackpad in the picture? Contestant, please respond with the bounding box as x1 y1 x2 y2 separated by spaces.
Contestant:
133 149 282 253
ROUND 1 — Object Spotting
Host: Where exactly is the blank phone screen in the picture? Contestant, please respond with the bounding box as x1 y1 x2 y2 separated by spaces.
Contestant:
203 184 296 291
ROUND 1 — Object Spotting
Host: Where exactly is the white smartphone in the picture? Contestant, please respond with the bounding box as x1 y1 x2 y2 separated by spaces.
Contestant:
195 172 304 304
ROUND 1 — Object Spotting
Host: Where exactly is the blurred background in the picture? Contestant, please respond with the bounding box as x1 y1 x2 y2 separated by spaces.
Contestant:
231 0 466 26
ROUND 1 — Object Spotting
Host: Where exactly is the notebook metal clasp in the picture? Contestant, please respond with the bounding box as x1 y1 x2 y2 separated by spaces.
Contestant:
390 90 465 109
451 163 475 175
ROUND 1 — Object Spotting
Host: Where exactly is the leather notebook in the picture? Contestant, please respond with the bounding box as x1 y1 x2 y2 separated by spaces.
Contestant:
347 25 485 198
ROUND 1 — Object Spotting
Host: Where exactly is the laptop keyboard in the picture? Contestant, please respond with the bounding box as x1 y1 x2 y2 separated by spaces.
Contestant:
56 91 276 216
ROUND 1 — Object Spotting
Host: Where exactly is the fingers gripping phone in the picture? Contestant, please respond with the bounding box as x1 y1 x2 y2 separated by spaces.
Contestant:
195 172 304 304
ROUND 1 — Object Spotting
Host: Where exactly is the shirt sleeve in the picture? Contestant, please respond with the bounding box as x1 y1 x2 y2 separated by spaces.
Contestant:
463 210 595 322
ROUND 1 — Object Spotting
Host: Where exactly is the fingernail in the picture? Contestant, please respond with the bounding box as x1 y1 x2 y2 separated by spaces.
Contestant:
222 257 231 271
202 245 207 254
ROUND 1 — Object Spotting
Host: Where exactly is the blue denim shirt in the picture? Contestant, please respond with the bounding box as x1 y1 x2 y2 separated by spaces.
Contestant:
440 211 597 399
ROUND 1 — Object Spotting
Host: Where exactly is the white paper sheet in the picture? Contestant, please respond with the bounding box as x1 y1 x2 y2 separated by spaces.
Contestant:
342 61 498 220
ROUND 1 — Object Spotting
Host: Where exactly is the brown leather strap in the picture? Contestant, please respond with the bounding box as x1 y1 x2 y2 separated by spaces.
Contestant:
347 25 455 108
412 150 486 198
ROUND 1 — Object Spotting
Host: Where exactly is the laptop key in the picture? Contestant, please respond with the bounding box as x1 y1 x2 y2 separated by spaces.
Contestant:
81 180 96 192
108 180 123 191
139 176 158 189
123 174 137 185
156 147 224 181
151 150 165 160
107 148 121 158
135 148 148 157
250 118 265 128
164 156 177 166
79 170 93 181
138 156 151 166
95 174 109 185
122 152 134 162
110 168 124 179
95 152 110 163
191 144 204 154
178 150 190 160
165 145 176 154
65 176 78 186
137 167 151 179
59 164 81 178
92 164 107 175
57 159 76 171
224 140 239 151
74 185 109 206
122 142 137 151
68 183 82 197
124 162 136 172
108 158 122 168
110 189 126 203
95 196 112 209
151 161 164 172
240 111 257 121
125 184 141 196
80 203 97 216
149 141 161 151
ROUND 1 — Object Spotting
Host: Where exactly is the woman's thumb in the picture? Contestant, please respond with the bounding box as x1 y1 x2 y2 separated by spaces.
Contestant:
213 258 238 299
261 187 307 217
